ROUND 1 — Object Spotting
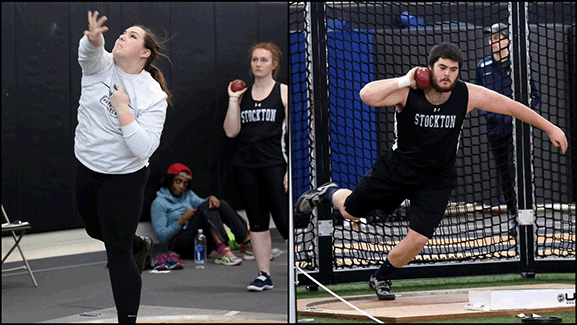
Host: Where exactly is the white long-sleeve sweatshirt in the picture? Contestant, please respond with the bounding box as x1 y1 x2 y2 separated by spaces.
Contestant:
74 35 168 174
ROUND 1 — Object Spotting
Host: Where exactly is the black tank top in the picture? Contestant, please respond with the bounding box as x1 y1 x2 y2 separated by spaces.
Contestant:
232 82 287 168
393 80 468 172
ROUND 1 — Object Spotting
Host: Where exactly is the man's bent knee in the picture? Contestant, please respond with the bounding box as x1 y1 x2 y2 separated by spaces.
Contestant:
407 228 430 247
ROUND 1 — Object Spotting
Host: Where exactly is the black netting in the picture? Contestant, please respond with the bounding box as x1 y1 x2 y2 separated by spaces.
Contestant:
528 2 576 259
290 2 317 271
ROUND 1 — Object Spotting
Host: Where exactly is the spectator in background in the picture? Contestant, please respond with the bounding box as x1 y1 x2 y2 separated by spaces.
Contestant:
223 42 289 292
475 22 541 237
150 163 253 266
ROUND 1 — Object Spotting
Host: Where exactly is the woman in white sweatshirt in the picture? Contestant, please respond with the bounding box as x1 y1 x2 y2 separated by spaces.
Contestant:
74 10 171 323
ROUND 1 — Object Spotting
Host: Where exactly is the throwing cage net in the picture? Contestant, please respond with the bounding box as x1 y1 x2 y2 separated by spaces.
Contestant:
290 2 575 281
528 3 576 258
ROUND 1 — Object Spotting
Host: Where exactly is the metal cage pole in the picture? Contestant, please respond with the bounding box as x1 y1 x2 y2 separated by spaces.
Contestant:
309 1 336 284
511 1 536 278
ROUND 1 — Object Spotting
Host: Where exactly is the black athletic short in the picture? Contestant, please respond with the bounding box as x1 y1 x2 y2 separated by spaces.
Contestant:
344 150 457 238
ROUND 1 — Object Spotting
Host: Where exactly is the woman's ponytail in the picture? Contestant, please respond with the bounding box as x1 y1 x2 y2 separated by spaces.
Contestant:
137 25 174 107
146 64 173 106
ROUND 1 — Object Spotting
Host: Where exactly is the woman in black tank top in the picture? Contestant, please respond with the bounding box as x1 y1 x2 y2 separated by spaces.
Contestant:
223 42 289 292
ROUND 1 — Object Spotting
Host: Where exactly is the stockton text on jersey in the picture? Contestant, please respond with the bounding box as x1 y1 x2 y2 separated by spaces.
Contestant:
240 108 277 123
414 113 457 128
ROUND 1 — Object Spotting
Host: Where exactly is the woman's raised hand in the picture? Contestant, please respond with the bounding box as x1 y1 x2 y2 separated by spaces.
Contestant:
84 10 109 47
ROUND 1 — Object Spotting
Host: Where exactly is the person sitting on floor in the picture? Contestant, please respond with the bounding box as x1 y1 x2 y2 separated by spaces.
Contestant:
151 163 254 265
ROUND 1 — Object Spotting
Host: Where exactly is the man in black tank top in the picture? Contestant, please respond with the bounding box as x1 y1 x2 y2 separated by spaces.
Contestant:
295 42 568 301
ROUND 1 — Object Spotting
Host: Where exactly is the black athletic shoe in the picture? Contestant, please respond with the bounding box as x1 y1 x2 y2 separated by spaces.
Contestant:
134 235 152 274
295 182 338 215
369 274 395 300
247 271 273 292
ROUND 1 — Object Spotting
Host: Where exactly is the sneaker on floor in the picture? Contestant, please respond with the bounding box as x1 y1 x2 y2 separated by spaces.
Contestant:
153 263 170 271
247 271 273 292
215 254 243 266
151 252 183 271
368 274 395 300
239 242 275 261
295 182 338 215
166 251 185 269
134 235 152 274
168 261 184 269
240 241 255 260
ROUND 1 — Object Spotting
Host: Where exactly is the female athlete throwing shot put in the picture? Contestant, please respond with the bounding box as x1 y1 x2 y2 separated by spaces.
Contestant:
74 10 171 322
295 42 567 301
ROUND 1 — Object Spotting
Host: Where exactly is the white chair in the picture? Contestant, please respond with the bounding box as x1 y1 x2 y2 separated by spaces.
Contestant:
2 204 38 286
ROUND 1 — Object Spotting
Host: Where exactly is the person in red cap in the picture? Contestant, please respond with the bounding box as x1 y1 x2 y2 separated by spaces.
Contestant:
150 163 252 266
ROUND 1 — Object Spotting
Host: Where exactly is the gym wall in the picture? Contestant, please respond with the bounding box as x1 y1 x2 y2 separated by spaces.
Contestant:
1 2 288 233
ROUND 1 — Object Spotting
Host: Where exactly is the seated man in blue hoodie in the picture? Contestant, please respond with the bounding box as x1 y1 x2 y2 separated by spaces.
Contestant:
151 163 254 265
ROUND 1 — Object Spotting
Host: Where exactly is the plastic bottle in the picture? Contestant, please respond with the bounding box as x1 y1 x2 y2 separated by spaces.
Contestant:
194 229 207 269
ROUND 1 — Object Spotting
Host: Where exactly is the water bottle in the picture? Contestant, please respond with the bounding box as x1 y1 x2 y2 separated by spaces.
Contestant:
194 229 207 269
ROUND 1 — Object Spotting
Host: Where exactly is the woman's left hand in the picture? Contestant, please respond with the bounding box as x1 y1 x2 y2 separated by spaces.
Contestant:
283 171 288 193
109 85 130 114
208 195 220 209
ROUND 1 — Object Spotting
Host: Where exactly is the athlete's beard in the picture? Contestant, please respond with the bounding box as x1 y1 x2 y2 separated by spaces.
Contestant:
430 70 457 93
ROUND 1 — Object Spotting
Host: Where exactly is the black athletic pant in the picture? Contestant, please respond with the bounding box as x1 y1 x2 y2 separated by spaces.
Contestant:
233 164 289 239
170 199 249 259
487 132 517 215
74 160 149 320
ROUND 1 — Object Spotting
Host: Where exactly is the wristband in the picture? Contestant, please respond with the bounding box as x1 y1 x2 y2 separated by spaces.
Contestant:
229 96 239 101
397 75 411 89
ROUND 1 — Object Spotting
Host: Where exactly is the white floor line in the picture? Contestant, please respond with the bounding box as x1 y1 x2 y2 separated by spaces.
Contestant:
296 266 384 324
